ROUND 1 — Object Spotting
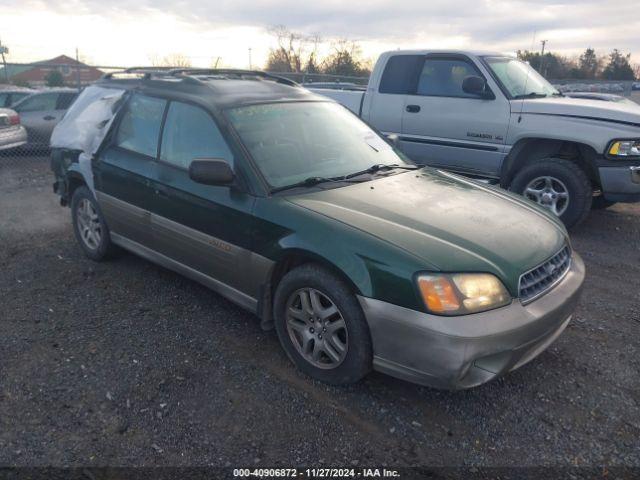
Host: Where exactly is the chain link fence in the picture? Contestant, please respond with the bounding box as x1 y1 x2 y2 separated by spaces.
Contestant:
0 61 638 172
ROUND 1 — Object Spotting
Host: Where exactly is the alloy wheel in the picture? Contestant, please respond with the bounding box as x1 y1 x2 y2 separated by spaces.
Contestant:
523 176 570 216
285 287 348 369
76 198 102 250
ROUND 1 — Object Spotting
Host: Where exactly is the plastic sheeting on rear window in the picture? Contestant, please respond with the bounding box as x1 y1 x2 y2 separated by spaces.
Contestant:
50 85 127 192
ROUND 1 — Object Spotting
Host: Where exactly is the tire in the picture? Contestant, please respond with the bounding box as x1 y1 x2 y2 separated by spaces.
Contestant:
273 264 372 385
509 158 592 229
591 196 616 210
71 186 117 261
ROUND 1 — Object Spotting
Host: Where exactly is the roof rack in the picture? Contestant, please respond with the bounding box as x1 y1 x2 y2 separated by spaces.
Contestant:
167 68 299 87
101 67 174 80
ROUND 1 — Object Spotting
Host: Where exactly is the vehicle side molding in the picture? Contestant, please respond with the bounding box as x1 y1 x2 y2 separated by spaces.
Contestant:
189 158 235 185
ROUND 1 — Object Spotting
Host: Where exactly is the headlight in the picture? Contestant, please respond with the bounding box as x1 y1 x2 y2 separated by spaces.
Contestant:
416 273 511 315
607 139 640 158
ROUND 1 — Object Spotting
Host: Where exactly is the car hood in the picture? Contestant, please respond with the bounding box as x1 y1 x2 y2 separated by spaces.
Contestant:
287 169 568 292
511 96 640 125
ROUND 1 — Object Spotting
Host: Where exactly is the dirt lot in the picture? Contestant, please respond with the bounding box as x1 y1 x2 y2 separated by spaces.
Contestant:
1 157 639 472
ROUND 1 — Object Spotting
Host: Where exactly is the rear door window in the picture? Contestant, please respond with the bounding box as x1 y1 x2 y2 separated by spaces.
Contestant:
14 93 59 112
115 94 166 157
379 55 423 94
57 92 79 110
0 93 8 107
160 101 233 169
416 58 482 98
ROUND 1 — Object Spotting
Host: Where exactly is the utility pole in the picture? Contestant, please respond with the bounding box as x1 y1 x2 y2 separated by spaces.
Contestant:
0 38 9 83
75 47 81 89
540 39 547 77
248 48 252 70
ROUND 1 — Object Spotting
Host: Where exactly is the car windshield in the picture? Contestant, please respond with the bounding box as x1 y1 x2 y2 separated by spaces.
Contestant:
226 102 409 189
484 56 559 98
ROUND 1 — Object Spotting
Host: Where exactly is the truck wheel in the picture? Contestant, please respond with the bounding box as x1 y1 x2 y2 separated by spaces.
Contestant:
71 186 117 261
510 158 592 228
591 196 616 210
273 264 372 385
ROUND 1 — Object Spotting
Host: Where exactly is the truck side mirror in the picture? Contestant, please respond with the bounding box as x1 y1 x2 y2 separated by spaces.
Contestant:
189 158 235 185
462 76 493 99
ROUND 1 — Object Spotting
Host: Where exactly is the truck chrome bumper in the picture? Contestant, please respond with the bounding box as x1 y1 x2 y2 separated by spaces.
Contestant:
599 166 640 202
358 253 585 390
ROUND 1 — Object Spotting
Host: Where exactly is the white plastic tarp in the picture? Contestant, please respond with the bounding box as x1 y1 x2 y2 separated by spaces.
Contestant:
50 85 126 192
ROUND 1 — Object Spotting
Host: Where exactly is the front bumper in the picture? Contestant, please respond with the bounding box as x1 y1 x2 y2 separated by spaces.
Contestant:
358 253 585 390
0 125 27 151
599 166 640 202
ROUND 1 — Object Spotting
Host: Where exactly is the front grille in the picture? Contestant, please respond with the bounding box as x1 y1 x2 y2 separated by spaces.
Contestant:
519 245 571 304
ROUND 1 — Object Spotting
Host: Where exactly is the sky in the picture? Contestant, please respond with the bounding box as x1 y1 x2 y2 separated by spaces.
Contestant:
1 0 638 70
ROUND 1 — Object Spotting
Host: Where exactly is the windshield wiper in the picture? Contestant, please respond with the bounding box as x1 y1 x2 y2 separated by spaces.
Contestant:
270 176 356 194
344 163 420 179
513 92 548 99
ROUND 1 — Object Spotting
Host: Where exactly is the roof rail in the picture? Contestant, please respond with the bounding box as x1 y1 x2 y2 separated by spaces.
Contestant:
168 68 299 87
101 67 173 80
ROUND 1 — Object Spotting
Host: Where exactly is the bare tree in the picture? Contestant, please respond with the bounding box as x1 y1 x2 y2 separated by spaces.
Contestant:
265 26 321 73
321 39 371 77
150 53 193 68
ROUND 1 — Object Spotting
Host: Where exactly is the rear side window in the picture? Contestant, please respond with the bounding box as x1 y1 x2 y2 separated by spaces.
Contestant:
416 58 482 98
160 102 233 169
0 93 8 107
379 55 422 94
57 92 78 109
14 93 59 112
10 93 30 106
115 94 166 157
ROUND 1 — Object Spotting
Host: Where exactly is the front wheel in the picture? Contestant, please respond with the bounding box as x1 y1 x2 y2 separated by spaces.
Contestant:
510 158 592 228
273 264 372 385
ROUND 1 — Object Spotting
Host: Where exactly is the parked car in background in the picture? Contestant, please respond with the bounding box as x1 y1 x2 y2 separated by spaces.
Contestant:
630 82 640 91
0 108 27 151
310 50 640 227
0 87 34 108
11 88 79 148
564 92 638 106
51 71 585 390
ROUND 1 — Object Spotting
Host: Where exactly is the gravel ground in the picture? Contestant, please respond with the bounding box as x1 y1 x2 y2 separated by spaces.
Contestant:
1 157 639 471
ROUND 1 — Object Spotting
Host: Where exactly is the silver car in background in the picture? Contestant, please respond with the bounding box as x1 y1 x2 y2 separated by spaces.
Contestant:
11 88 79 148
0 108 28 151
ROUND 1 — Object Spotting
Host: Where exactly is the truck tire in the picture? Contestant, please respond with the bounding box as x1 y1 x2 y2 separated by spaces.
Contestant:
273 264 372 385
71 186 118 261
510 158 592 228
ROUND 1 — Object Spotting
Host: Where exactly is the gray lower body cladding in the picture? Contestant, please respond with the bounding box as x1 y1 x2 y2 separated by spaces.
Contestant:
358 253 585 390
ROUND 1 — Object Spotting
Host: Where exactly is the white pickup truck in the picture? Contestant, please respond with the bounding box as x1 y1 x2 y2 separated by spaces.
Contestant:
310 50 640 227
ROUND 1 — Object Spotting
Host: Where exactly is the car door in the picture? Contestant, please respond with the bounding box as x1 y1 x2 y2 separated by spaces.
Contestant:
148 100 258 299
400 54 510 177
48 92 79 137
93 93 166 247
13 92 60 146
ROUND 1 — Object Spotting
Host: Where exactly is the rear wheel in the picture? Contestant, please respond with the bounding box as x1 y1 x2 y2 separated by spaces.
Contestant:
71 186 117 261
273 264 372 385
510 158 592 228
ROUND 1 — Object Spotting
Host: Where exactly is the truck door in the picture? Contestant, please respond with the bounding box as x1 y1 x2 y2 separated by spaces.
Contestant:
400 54 510 177
365 54 423 135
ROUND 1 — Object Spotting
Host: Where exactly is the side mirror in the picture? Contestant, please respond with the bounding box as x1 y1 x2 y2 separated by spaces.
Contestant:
462 75 493 98
189 158 234 185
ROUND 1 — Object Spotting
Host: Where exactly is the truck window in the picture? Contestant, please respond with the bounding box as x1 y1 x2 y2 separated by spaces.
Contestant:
379 55 423 94
416 58 482 98
115 94 166 158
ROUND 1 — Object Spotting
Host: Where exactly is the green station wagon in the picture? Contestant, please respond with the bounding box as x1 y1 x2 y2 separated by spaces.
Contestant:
51 69 585 389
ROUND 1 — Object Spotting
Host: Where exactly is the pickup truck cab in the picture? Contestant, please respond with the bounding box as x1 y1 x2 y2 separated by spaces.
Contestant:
310 50 640 227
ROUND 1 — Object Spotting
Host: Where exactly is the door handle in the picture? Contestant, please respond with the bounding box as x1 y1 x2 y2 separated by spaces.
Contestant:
406 105 421 113
43 115 56 121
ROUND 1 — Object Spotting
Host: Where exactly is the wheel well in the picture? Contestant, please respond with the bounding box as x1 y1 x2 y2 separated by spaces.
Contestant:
64 174 87 206
257 250 361 330
501 139 600 190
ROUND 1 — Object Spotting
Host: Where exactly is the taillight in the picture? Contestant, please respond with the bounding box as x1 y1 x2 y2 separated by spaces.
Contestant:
9 113 20 125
